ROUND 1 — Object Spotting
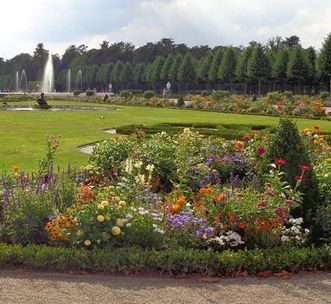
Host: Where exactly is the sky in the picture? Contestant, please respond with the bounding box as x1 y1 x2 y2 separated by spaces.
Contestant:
1 0 331 59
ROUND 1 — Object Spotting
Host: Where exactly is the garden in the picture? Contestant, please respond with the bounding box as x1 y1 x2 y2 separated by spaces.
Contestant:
0 115 330 275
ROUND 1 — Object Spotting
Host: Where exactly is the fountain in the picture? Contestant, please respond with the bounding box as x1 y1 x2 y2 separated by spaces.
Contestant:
20 70 28 92
42 53 54 93
67 69 71 92
76 69 82 91
15 71 19 92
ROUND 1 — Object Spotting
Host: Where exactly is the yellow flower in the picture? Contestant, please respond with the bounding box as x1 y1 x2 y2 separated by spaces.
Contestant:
101 200 109 207
97 215 105 222
84 240 91 246
112 226 121 235
118 200 126 207
76 229 84 237
96 239 101 245
116 218 125 227
98 204 105 210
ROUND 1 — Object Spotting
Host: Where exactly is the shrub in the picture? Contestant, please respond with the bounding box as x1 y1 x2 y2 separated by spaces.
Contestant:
143 90 155 99
86 90 95 96
177 96 185 107
211 90 231 101
319 91 330 100
265 118 321 229
0 244 328 274
201 90 211 97
120 90 132 99
73 90 81 96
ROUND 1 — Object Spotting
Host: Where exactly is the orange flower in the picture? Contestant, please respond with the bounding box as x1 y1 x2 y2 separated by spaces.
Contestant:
239 222 246 229
234 140 244 152
206 187 213 194
199 188 208 194
177 196 186 205
171 204 181 214
217 193 227 201
13 165 21 172
223 224 229 230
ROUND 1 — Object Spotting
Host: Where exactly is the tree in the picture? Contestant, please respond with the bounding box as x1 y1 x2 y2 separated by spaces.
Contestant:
150 56 165 89
247 46 271 95
265 118 321 232
273 49 289 89
283 35 301 48
160 54 174 82
208 49 223 86
286 48 311 92
316 33 331 92
197 51 213 89
111 60 124 91
218 48 237 87
235 47 252 94
177 52 196 92
119 62 133 88
168 54 183 84
133 63 145 88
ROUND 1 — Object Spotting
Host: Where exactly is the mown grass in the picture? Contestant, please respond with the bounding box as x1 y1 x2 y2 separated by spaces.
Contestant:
0 100 330 172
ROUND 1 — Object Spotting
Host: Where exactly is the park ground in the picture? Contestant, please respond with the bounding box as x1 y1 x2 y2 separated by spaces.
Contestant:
0 270 330 304
1 100 330 171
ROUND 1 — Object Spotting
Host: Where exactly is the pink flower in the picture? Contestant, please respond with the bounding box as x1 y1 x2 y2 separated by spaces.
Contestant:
242 134 251 141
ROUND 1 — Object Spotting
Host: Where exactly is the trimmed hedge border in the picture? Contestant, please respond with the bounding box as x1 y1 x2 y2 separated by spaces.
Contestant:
0 244 329 275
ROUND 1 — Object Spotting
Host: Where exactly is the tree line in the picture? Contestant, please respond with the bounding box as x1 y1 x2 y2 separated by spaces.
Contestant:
1 34 331 94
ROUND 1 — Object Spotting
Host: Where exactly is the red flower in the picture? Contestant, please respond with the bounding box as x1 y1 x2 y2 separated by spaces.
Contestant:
286 199 294 205
257 201 267 207
256 146 266 156
300 164 311 172
295 175 304 182
275 159 286 166
242 134 251 141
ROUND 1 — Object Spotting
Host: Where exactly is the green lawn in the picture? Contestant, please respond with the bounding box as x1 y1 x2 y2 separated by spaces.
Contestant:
0 100 330 172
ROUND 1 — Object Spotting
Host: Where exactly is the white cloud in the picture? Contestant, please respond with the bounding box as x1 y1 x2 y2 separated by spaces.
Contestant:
1 0 331 59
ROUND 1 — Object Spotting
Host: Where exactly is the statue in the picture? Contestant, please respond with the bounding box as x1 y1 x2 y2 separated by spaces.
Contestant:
36 93 51 109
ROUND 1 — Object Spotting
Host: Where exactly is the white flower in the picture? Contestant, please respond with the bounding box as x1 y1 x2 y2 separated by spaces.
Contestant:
134 161 143 169
146 164 155 172
281 235 289 242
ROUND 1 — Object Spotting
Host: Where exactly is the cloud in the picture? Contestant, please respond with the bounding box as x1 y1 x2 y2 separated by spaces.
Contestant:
0 0 331 59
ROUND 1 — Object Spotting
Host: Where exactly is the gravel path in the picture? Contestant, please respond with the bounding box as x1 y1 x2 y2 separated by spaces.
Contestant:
0 270 330 304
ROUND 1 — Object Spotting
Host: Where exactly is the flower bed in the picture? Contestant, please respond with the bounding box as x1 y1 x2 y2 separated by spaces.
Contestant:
0 118 330 273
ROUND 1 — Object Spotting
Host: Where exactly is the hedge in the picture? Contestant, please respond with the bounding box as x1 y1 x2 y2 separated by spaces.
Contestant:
0 244 329 275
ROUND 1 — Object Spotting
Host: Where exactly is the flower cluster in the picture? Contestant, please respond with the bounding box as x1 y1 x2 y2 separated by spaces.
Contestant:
45 215 75 242
281 218 309 246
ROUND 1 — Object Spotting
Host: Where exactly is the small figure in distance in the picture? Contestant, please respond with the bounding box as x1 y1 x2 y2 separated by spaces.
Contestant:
36 92 50 109
103 93 109 103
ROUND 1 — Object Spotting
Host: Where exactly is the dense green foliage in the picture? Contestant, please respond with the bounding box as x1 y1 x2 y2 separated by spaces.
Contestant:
0 243 329 274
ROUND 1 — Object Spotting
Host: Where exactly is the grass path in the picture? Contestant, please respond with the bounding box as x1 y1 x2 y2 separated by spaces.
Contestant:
0 100 330 171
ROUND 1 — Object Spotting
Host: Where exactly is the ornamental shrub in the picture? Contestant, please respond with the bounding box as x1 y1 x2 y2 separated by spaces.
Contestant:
120 90 132 99
211 90 231 101
265 118 321 228
86 90 95 96
143 90 155 99
319 91 330 100
177 96 185 107
73 90 81 96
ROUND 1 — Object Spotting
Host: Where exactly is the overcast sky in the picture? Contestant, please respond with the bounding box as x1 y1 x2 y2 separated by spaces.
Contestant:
1 0 331 59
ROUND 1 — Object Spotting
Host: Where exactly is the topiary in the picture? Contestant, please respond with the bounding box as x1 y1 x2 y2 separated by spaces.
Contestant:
120 90 132 99
73 90 81 96
319 91 330 101
86 90 95 96
264 118 321 231
177 96 185 107
143 90 155 99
